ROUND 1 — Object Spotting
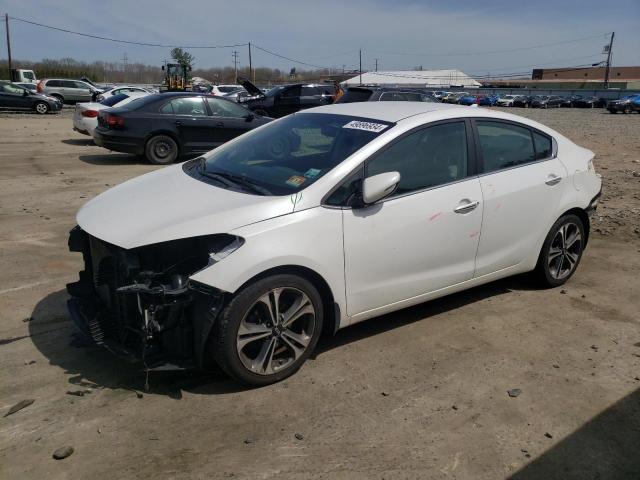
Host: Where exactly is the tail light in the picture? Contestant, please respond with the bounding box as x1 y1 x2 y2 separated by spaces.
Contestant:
37 80 44 93
81 109 98 118
104 114 125 128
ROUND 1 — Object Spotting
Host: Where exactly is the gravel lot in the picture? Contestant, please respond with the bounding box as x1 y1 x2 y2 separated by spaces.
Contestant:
0 107 639 480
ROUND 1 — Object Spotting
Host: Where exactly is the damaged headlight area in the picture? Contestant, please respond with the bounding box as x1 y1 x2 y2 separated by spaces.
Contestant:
66 226 243 370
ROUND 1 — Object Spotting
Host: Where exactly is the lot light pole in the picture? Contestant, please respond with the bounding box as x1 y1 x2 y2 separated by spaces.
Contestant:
359 49 362 85
5 14 12 73
248 42 253 83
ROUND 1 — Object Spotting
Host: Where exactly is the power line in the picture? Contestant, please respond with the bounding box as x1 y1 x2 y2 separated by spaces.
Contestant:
368 33 610 57
8 15 247 49
251 44 331 70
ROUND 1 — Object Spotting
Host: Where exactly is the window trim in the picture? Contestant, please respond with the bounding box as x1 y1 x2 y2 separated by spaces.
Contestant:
158 96 209 116
321 118 478 208
470 117 557 177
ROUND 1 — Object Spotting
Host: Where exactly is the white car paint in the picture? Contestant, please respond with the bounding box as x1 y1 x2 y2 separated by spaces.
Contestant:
73 92 149 136
95 86 155 102
497 95 518 107
76 102 601 331
211 84 244 96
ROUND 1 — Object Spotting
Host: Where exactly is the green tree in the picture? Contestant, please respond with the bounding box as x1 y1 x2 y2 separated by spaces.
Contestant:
170 48 195 68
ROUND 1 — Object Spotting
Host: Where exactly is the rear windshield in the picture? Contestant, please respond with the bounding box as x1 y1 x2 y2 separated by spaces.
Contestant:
336 88 374 104
194 113 394 196
100 93 129 106
116 94 161 111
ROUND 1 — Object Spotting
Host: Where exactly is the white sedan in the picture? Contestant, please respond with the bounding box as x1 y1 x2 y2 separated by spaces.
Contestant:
73 92 149 137
67 102 601 386
95 85 155 102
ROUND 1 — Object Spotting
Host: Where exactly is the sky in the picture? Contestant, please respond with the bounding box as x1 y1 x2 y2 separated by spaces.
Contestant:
0 0 639 77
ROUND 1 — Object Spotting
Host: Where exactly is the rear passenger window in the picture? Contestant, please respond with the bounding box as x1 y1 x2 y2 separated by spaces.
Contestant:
476 121 535 173
159 97 207 116
301 86 318 96
532 131 552 159
366 121 468 196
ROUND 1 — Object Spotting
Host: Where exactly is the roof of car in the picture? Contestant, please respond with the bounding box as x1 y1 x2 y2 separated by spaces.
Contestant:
306 101 465 122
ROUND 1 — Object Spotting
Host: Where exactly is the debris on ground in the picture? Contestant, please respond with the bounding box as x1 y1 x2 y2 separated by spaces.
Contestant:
66 390 92 397
52 446 74 460
294 433 304 440
4 399 35 417
507 388 522 398
381 391 389 397
560 289 567 294
243 437 256 444
544 432 553 439
552 364 560 369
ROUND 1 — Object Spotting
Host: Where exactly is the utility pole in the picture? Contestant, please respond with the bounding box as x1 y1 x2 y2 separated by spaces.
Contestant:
5 14 12 73
232 50 239 81
359 49 362 85
248 42 253 83
603 32 615 89
374 58 378 72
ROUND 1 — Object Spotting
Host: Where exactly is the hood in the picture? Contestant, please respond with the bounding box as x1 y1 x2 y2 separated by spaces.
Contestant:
77 164 295 249
237 76 264 97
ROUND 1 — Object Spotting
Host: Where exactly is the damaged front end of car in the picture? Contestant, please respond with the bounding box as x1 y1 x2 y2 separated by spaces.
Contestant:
66 226 242 371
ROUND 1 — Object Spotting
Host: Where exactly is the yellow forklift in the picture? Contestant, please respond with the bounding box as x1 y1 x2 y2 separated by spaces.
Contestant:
160 63 192 92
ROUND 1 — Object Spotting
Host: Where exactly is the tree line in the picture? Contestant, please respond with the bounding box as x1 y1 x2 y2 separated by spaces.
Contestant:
0 57 342 86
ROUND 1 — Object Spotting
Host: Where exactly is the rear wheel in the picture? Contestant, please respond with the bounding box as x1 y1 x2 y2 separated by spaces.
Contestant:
534 214 585 287
34 102 49 114
210 274 323 386
145 135 178 165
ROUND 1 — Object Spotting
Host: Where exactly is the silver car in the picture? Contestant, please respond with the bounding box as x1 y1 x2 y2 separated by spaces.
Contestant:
37 78 103 104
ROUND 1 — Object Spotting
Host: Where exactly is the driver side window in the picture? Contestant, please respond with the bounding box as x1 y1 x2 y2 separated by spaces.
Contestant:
366 121 469 197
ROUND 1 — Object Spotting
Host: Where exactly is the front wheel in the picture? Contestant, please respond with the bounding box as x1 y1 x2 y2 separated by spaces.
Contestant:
534 214 585 287
210 274 324 386
145 134 178 165
34 101 49 114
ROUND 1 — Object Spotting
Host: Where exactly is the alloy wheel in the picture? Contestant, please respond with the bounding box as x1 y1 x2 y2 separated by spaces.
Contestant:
548 222 582 280
236 287 316 375
35 103 48 114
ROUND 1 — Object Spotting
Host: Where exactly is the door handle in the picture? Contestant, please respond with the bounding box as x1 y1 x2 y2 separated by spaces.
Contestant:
174 120 182 126
215 121 224 127
454 200 480 214
545 174 562 186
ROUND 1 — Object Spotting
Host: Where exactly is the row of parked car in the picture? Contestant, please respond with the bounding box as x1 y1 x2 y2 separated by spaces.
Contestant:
436 91 640 112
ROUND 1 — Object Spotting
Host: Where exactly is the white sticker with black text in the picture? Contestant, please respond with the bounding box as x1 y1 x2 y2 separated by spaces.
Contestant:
343 120 389 133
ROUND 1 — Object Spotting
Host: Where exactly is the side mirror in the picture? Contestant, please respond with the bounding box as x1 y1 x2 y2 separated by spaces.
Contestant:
23 90 29 96
361 171 401 205
244 113 255 122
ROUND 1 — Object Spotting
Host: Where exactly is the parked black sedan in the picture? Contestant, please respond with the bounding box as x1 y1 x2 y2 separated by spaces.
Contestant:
512 95 533 107
572 96 607 108
530 95 564 108
0 81 62 114
93 93 272 164
237 78 335 118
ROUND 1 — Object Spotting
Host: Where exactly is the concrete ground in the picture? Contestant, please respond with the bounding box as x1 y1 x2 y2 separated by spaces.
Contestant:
0 107 639 480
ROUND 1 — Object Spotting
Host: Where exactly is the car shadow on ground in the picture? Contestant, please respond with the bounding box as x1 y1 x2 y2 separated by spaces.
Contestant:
78 153 147 166
61 138 96 147
509 386 640 480
28 274 537 398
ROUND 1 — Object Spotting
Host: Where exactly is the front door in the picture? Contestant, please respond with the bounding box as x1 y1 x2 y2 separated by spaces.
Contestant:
341 120 483 316
205 97 256 145
472 119 567 276
160 96 218 154
273 85 301 117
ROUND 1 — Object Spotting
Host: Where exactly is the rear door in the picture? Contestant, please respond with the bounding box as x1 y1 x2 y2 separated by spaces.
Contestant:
205 97 255 144
472 119 567 277
73 81 93 102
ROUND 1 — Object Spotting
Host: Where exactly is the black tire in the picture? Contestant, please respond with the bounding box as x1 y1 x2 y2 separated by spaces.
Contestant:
34 101 49 114
210 274 324 386
534 214 586 288
145 134 178 165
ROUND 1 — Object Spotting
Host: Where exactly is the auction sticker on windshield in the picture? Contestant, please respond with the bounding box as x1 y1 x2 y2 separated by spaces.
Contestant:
343 120 389 133
286 175 306 188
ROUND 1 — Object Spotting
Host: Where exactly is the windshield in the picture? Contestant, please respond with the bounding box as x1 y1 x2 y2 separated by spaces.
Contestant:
265 86 285 97
198 113 393 195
